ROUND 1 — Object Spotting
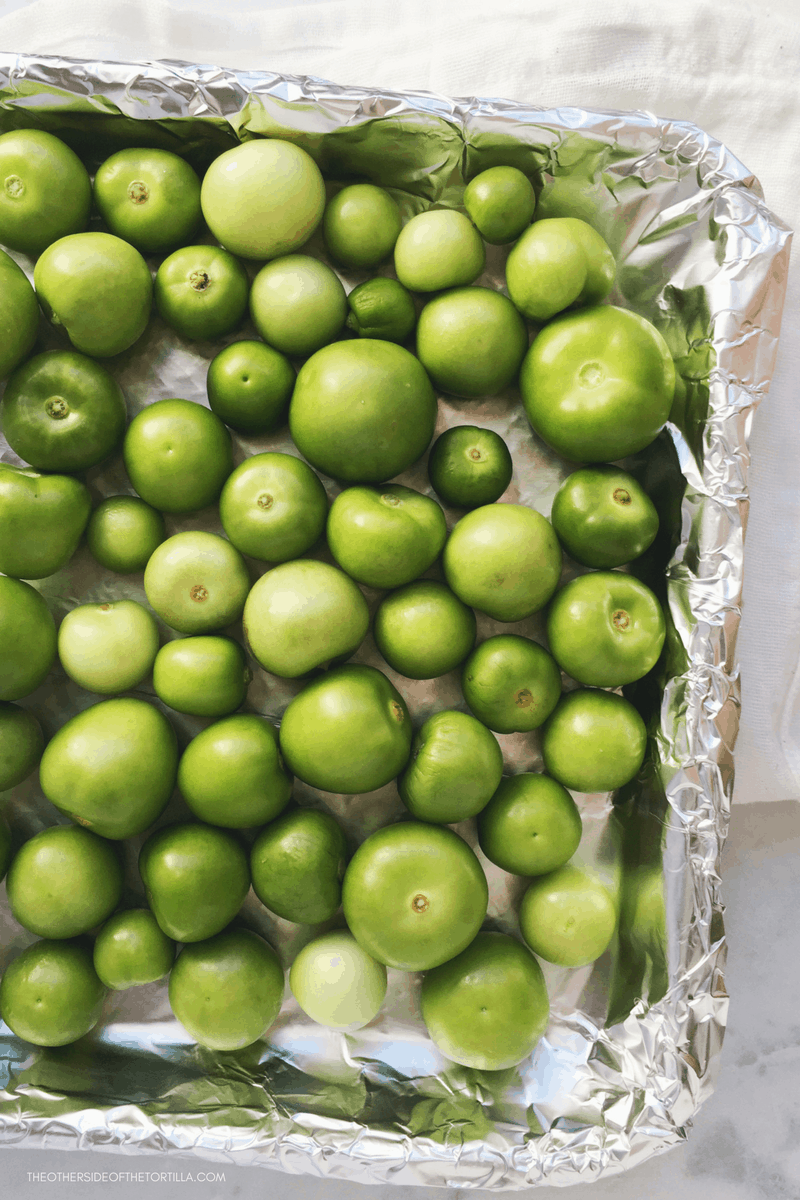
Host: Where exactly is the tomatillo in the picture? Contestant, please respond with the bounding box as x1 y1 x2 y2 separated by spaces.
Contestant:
178 714 292 829
39 697 178 839
341 821 488 971
0 248 38 380
551 465 659 568
143 531 250 635
279 665 412 794
461 634 562 734
477 773 582 877
0 577 57 701
420 931 549 1070
323 184 402 269
57 599 159 695
519 865 617 967
0 702 44 791
206 340 295 436
520 306 676 462
290 339 437 484
139 821 250 943
0 464 91 580
250 807 347 924
155 245 249 341
464 165 536 245
152 636 250 718
6 823 122 939
243 559 369 679
290 929 387 1030
219 451 328 563
93 909 175 990
169 928 284 1051
546 571 666 687
542 689 647 794
506 217 615 322
1 350 127 473
93 147 202 255
374 580 476 680
416 287 528 397
345 277 416 343
200 138 325 261
123 399 233 514
0 939 106 1048
428 425 513 509
86 496 166 574
249 255 347 358
0 129 91 256
394 209 485 292
397 709 503 825
443 504 562 622
327 484 446 590
34 231 153 358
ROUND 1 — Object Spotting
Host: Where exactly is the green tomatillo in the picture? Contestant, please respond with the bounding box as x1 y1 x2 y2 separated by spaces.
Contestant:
0 129 91 256
0 702 44 791
420 931 549 1070
546 571 666 687
345 277 416 343
34 231 153 358
93 147 202 255
506 217 615 322
1 350 127 473
250 807 347 924
178 714 292 830
57 599 160 695
0 248 38 381
93 908 176 990
200 138 325 261
463 165 536 245
416 287 528 397
461 634 562 734
279 664 412 794
550 465 659 568
0 464 91 580
243 559 368 679
168 928 284 1051
542 689 647 794
0 576 57 701
6 823 122 939
327 484 446 590
219 451 328 563
323 184 402 269
341 821 488 971
155 245 250 342
394 209 485 292
123 399 233 514
290 338 437 484
139 821 250 943
520 306 676 462
443 504 562 622
0 939 106 1048
397 709 503 825
39 697 178 839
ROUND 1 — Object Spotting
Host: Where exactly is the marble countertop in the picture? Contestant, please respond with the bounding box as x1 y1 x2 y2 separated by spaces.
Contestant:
4 797 797 1200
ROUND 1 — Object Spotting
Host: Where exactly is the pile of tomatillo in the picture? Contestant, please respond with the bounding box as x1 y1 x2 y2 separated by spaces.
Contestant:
0 129 674 1072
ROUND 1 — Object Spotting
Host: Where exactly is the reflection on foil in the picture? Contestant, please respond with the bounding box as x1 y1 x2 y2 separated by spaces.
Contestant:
0 52 792 1188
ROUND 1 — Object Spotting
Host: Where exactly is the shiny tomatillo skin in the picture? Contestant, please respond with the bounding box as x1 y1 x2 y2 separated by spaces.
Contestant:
0 464 90 580
546 571 665 687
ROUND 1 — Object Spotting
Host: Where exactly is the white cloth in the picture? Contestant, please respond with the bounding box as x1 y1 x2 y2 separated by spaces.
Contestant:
0 0 796 802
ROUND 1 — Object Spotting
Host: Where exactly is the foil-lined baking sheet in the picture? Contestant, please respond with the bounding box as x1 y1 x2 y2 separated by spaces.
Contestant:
0 52 792 1189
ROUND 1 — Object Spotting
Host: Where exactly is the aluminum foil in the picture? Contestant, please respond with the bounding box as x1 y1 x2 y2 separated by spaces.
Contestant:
0 52 792 1190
